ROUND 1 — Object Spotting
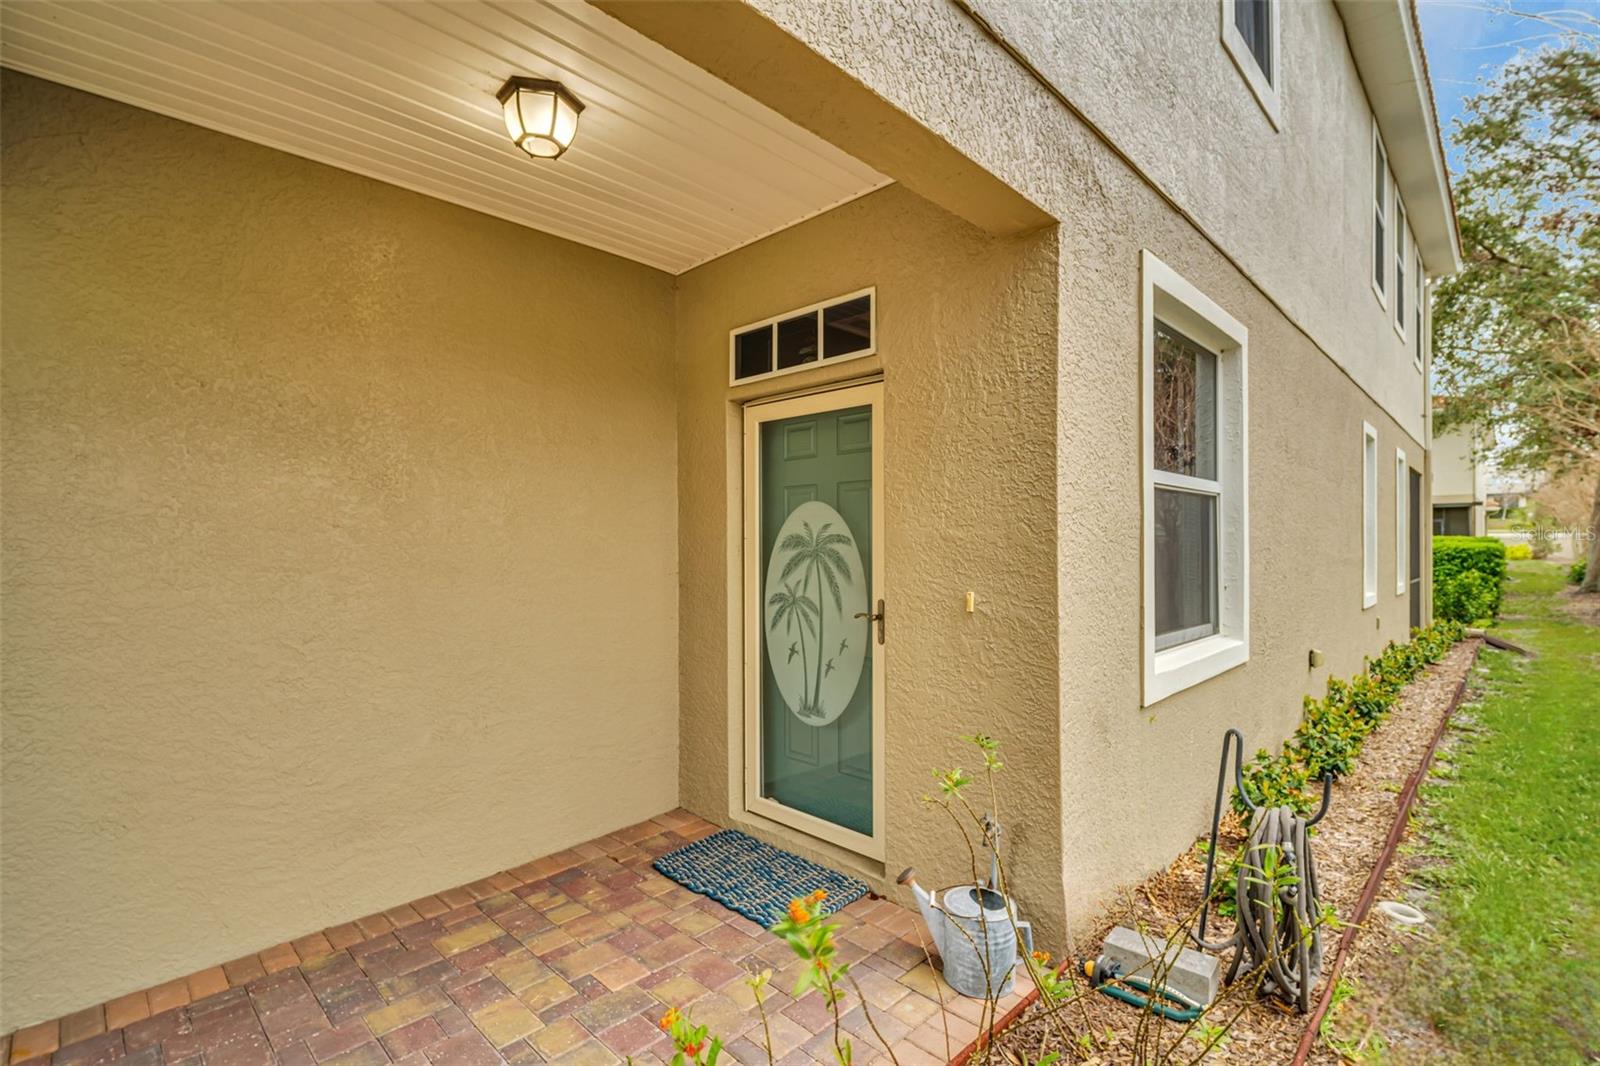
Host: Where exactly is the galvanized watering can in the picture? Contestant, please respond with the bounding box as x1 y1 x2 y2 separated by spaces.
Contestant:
898 867 1033 998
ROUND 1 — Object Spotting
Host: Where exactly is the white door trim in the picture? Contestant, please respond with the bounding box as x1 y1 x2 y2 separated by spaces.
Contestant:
741 381 886 860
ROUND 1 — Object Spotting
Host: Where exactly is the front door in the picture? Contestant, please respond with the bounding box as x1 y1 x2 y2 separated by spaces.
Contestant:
743 383 885 858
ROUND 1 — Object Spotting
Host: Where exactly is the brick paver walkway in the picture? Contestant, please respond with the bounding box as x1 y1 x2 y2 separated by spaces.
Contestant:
4 811 1030 1065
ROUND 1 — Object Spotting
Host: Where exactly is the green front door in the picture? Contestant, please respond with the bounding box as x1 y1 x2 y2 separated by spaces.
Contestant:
755 397 876 839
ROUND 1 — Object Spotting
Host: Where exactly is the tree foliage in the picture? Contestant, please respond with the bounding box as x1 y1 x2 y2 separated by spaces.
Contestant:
1431 40 1600 589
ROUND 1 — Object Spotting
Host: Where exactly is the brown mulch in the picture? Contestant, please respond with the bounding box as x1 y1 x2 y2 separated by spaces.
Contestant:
986 640 1482 1066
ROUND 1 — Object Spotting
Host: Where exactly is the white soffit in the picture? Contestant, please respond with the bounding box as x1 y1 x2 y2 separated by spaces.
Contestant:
0 0 891 275
1336 0 1461 277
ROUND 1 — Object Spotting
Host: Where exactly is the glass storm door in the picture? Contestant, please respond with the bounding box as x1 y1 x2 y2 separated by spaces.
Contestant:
743 383 884 857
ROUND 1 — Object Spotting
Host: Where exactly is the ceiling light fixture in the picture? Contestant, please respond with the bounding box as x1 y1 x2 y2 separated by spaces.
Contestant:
496 77 584 160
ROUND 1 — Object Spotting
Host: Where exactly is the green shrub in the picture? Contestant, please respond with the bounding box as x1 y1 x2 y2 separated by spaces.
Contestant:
1290 698 1365 779
1572 559 1588 586
1505 543 1533 560
1436 569 1499 623
1433 535 1507 618
1235 748 1312 815
1234 619 1462 812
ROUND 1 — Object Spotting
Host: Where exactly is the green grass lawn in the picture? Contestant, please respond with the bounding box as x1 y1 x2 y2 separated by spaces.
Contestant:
1405 562 1600 1062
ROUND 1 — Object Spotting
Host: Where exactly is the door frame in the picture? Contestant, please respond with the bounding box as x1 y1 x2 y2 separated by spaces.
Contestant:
741 380 886 860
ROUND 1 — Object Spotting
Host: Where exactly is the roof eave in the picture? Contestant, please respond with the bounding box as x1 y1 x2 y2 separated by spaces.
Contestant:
1335 0 1462 277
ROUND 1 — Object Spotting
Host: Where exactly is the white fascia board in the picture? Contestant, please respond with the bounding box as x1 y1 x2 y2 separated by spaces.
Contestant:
1335 0 1461 277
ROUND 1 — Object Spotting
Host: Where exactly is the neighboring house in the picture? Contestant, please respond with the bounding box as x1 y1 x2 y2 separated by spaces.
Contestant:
0 0 1459 1029
1433 426 1489 535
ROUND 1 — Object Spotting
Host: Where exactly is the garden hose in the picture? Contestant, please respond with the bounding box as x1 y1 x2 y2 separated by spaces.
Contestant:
1192 804 1324 1013
1083 957 1204 1022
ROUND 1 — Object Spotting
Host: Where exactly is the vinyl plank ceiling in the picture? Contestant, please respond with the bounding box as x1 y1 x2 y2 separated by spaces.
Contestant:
0 0 891 274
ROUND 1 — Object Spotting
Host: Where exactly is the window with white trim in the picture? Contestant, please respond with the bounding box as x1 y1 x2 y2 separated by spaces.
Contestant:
1221 0 1282 128
1414 265 1425 369
1395 449 1408 595
1142 251 1249 706
1363 423 1378 608
729 289 875 385
1394 202 1408 336
1372 125 1388 304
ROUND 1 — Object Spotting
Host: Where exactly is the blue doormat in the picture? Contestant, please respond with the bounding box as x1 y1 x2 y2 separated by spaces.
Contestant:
652 828 870 928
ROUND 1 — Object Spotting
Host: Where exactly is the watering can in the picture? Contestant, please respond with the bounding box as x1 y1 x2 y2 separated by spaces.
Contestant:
897 866 1033 998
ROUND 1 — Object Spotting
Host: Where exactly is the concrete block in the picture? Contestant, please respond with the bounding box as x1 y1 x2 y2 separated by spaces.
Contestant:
1100 925 1222 1007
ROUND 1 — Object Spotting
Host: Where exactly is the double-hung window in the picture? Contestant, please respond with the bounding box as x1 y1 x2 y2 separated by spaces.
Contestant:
1395 449 1408 596
1363 423 1378 608
1373 126 1388 303
1222 0 1282 127
1143 252 1249 706
1394 202 1408 336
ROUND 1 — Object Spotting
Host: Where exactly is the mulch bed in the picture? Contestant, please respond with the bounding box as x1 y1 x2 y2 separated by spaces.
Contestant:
985 639 1482 1066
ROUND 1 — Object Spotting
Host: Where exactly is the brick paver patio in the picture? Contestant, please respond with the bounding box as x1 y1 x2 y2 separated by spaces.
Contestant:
3 811 1031 1065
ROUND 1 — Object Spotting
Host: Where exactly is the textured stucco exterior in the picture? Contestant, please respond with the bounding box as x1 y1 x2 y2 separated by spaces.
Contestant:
0 72 679 1029
1432 428 1485 504
2 0 1456 1030
970 0 1432 446
637 0 1433 921
672 185 1069 951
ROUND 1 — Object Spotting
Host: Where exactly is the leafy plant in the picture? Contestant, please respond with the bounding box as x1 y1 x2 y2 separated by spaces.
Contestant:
1236 748 1312 815
1571 559 1588 586
1506 542 1533 560
1436 569 1499 624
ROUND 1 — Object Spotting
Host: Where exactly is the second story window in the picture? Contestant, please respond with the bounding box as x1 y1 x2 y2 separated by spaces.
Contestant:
1222 0 1281 128
1395 204 1408 336
1373 126 1388 303
1234 0 1273 82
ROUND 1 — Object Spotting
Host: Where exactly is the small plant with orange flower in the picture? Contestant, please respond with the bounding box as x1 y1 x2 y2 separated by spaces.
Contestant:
656 1006 722 1066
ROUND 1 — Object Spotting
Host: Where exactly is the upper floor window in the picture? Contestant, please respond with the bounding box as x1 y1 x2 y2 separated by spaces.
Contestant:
1222 0 1282 128
1142 251 1250 706
1394 202 1408 336
1415 270 1425 367
1372 125 1388 304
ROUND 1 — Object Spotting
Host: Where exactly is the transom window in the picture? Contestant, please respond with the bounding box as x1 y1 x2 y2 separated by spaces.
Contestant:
730 289 875 385
1142 251 1250 706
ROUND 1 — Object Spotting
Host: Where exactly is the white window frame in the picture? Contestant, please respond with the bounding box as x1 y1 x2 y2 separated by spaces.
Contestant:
1395 448 1408 596
1142 251 1250 707
1414 265 1425 372
1363 422 1379 608
1372 121 1389 308
728 287 876 387
1221 0 1282 130
1394 201 1409 339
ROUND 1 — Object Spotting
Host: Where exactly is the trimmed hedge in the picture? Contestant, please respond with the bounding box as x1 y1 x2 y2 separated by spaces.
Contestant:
1434 535 1507 621
1235 619 1465 814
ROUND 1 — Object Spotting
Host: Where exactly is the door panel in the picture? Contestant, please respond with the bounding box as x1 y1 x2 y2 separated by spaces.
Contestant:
744 384 883 855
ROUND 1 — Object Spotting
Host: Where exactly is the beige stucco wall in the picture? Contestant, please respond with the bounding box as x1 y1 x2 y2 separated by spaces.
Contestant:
672 185 1070 950
970 0 1432 446
713 0 1429 927
1432 427 1484 504
0 72 679 1030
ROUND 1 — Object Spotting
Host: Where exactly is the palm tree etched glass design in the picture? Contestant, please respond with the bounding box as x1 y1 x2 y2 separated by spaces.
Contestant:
777 520 853 718
767 580 819 708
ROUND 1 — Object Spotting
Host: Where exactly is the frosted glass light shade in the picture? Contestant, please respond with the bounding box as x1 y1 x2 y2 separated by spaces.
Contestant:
496 77 584 160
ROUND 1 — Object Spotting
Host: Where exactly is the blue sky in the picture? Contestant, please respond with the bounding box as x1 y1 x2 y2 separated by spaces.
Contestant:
1416 0 1598 172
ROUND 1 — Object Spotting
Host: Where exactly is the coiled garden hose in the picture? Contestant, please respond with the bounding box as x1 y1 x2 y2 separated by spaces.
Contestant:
1192 804 1325 1013
1083 957 1204 1022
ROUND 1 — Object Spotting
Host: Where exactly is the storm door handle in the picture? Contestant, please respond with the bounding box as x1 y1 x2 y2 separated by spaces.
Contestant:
854 599 886 645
